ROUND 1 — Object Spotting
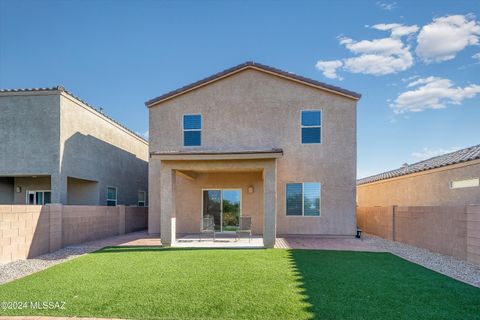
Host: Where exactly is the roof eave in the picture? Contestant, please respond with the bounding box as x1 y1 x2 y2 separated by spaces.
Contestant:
145 62 361 108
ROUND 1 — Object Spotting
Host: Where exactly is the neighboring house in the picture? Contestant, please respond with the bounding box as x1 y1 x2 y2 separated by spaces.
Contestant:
357 144 480 207
146 61 361 247
0 86 148 206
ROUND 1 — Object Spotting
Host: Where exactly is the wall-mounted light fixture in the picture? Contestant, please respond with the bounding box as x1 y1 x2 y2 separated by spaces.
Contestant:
16 186 22 193
247 185 254 194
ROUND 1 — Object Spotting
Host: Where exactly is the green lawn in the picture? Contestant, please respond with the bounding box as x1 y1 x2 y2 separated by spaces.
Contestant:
0 247 479 320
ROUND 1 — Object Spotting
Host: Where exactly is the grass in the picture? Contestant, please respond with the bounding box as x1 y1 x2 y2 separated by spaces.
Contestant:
0 247 479 319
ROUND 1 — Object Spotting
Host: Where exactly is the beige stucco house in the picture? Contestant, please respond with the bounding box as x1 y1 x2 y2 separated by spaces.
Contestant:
146 61 361 247
0 86 148 206
357 144 480 207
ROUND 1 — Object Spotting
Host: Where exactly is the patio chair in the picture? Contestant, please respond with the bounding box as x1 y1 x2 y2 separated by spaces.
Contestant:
236 216 252 242
200 215 215 242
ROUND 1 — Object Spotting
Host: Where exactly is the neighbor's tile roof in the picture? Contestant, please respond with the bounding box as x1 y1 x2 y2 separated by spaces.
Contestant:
0 86 147 143
357 144 480 185
145 61 361 107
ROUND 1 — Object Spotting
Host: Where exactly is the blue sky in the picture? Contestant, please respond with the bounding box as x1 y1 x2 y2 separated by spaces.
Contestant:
1 0 479 178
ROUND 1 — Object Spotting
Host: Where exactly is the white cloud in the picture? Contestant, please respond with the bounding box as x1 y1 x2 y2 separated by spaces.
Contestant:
473 52 480 61
341 37 405 55
315 25 417 78
341 36 414 75
376 1 397 11
416 14 480 63
315 60 343 79
391 76 480 113
412 146 461 160
372 23 419 38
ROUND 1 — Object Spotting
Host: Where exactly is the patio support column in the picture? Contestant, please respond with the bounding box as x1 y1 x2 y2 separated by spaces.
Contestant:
160 165 176 246
148 159 161 234
263 160 277 248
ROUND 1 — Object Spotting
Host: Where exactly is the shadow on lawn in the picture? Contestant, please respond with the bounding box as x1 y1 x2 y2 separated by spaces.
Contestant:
285 249 389 320
286 250 318 320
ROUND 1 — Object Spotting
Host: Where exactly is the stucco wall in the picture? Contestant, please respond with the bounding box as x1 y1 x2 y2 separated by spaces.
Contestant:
357 161 480 207
149 68 357 236
0 178 14 204
59 94 149 206
0 93 60 175
175 172 264 234
0 93 60 201
67 177 99 205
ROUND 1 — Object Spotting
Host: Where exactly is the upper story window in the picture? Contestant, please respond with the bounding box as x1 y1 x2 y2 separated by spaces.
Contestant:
286 182 321 216
301 110 321 144
183 114 202 146
107 186 117 206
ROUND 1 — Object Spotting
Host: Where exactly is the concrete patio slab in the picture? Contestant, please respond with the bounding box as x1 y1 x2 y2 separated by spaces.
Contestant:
173 233 264 248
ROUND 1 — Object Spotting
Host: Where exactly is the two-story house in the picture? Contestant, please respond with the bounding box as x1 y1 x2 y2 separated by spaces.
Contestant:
0 86 148 206
146 62 361 247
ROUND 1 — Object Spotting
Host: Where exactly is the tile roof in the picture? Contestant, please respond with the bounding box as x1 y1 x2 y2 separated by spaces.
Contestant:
357 144 480 185
145 61 361 107
0 86 148 143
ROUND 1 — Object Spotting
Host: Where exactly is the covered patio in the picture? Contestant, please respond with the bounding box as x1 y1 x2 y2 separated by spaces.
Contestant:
174 233 264 248
150 149 282 248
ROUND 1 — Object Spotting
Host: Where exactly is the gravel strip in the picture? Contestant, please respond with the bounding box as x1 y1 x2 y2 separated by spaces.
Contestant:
362 234 480 288
0 245 104 285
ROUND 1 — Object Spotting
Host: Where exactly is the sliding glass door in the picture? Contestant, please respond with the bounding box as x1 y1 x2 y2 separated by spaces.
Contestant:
202 190 222 231
26 190 51 205
202 189 241 232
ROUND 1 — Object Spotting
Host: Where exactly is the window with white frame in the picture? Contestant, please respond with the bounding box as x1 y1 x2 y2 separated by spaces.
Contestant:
183 114 202 146
450 178 479 189
107 186 117 206
26 190 51 205
301 110 321 144
138 191 146 207
286 182 321 216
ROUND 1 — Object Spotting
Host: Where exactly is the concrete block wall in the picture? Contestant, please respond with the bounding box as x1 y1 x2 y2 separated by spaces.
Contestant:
467 205 480 264
0 205 50 262
62 205 122 247
357 205 479 264
356 206 394 240
0 204 148 263
125 206 148 233
395 206 466 260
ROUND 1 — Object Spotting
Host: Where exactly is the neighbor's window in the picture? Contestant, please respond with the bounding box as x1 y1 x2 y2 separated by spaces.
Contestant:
301 110 321 144
138 191 146 207
450 178 479 189
286 182 321 216
183 114 202 146
107 186 117 206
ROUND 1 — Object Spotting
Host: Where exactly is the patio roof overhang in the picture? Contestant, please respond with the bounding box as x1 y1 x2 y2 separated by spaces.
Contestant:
150 148 283 161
